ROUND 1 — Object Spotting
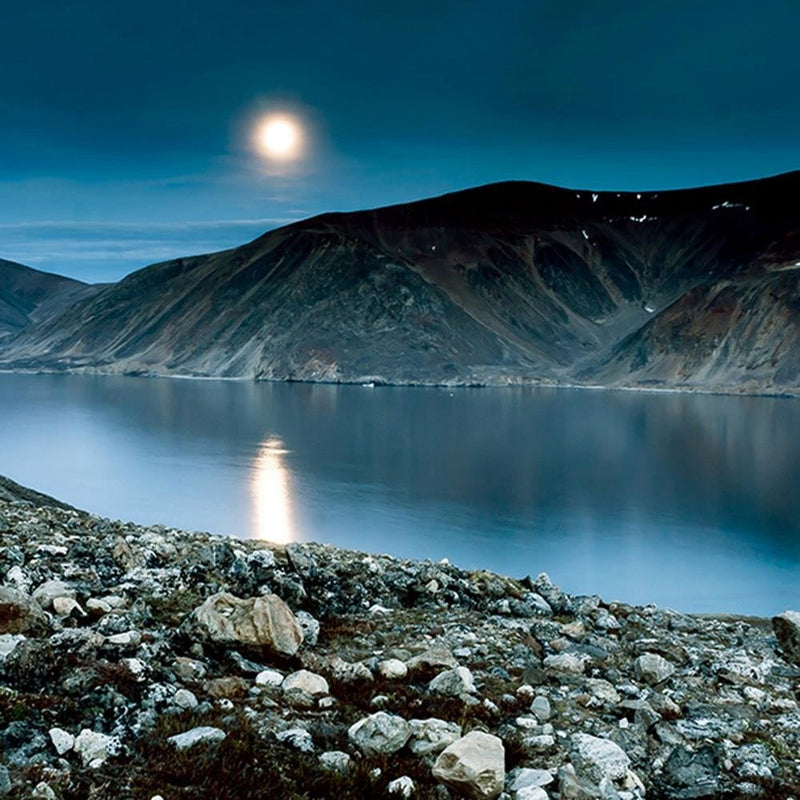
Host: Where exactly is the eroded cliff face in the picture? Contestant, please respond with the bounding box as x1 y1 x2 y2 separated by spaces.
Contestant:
1 173 799 393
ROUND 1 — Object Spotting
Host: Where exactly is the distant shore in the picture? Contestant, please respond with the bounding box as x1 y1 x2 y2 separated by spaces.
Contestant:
1 366 799 400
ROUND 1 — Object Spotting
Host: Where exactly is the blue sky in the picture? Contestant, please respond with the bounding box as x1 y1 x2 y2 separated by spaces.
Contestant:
1 0 799 282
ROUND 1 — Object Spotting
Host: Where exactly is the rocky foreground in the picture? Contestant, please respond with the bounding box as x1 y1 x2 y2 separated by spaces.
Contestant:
1 488 800 799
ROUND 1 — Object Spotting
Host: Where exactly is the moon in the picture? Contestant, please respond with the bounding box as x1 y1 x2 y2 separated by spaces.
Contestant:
256 114 302 161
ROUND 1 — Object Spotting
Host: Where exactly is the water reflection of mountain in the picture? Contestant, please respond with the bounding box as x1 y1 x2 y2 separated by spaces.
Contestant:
17 374 800 555
3 373 799 611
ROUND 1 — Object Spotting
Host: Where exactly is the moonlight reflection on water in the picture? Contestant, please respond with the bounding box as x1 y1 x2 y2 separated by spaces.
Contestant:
251 437 295 544
0 374 799 614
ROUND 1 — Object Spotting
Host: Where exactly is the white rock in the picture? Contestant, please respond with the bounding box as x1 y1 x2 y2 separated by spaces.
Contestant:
408 718 461 755
531 696 551 721
283 669 329 696
743 686 766 704
32 579 74 609
429 666 476 696
174 688 198 710
516 788 548 800
295 610 320 646
543 653 585 674
106 630 141 647
74 729 119 767
0 633 26 663
319 750 351 772
52 596 84 617
32 783 57 800
483 698 500 715
48 727 75 755
276 727 314 752
527 734 555 751
348 712 411 756
509 768 554 791
432 730 506 799
594 610 620 631
255 669 285 688
584 678 621 706
86 598 112 615
634 652 675 685
4 565 28 592
571 733 631 784
378 658 408 679
388 776 415 797
329 655 373 682
168 726 226 751
247 548 277 569
122 657 148 681
36 544 68 556
406 647 457 671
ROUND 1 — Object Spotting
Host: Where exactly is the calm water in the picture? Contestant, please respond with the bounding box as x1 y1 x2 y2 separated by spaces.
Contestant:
1 373 798 615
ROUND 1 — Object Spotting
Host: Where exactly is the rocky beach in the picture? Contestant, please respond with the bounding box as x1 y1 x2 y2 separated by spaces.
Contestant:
1 478 799 799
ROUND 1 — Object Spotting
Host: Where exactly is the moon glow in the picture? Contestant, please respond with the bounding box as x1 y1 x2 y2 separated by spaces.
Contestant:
257 114 302 160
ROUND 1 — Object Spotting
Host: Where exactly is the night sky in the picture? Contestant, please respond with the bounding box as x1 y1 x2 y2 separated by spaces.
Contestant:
2 0 799 282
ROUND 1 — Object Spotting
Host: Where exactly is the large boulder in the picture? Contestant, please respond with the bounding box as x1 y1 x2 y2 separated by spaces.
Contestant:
432 731 505 799
188 592 302 657
348 712 411 756
772 611 800 665
0 587 48 635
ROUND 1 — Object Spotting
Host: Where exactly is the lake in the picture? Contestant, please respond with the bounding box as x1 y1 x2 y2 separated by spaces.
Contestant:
1 373 797 615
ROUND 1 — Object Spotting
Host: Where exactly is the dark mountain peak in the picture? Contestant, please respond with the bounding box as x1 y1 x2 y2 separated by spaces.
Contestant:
1 171 799 394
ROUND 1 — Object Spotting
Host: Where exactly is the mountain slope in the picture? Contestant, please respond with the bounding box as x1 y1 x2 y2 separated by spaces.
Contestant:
0 258 98 340
1 172 799 392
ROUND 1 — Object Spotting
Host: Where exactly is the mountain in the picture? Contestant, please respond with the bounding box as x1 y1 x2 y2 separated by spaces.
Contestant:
0 258 98 341
0 172 799 394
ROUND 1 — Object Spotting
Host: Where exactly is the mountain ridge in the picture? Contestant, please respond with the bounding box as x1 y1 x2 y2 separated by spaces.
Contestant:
0 258 99 340
1 171 799 394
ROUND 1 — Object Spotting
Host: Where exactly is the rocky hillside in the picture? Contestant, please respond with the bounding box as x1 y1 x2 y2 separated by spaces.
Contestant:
1 172 799 393
0 259 97 342
0 476 74 510
1 478 800 799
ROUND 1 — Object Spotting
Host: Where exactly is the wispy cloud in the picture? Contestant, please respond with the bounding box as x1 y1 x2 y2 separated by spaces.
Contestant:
0 217 297 232
0 217 302 283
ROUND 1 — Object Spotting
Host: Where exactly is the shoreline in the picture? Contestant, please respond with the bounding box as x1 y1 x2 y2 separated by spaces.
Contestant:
0 366 798 401
1 481 799 798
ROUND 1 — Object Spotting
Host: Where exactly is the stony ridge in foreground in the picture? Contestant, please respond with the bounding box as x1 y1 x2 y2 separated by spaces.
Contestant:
1 483 799 799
